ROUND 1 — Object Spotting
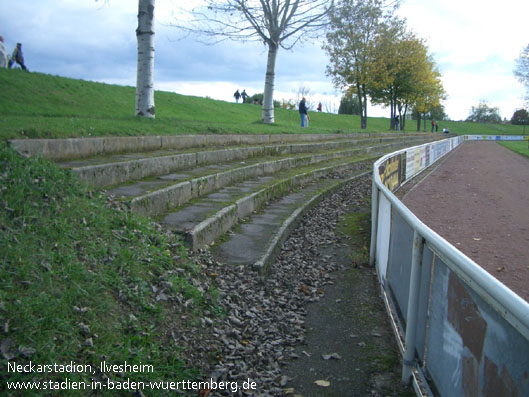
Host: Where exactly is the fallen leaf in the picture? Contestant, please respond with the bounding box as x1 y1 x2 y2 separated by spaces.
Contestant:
497 266 505 272
315 380 330 387
322 353 342 360
1 338 16 360
19 346 36 358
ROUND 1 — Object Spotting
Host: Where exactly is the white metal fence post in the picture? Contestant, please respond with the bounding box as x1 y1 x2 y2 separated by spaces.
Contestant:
402 230 424 383
369 173 379 267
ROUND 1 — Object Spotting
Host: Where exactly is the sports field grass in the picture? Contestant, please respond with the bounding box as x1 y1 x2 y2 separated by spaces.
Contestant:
1 68 526 140
499 141 529 158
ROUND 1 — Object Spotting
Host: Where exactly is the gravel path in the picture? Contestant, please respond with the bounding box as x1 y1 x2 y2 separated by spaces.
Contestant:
175 170 409 396
401 141 529 302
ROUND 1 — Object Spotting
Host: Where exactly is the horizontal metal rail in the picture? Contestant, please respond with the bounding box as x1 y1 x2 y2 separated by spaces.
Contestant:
369 135 529 396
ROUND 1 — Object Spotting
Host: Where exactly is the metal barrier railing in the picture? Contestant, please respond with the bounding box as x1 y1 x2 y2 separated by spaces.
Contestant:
369 136 529 396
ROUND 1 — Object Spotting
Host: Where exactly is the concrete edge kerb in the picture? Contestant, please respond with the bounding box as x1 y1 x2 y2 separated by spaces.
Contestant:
253 171 371 277
9 132 439 161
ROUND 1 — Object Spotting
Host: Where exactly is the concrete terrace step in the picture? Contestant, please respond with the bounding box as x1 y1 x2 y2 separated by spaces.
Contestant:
10 133 445 270
211 170 371 275
55 135 429 188
9 132 429 161
154 136 443 255
125 139 424 218
160 157 376 251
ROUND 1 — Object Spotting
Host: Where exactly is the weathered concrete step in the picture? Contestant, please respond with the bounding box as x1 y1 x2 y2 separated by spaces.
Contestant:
128 138 430 217
107 152 319 199
9 132 429 161
58 136 384 168
167 136 440 252
210 170 370 274
168 158 375 251
160 176 277 231
211 180 335 265
63 135 431 188
159 154 364 232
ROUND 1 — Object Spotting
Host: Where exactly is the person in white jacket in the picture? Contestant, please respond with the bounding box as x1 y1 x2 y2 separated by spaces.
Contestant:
0 36 9 68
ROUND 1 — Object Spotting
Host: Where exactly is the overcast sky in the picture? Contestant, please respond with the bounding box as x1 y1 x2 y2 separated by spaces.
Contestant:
1 0 527 121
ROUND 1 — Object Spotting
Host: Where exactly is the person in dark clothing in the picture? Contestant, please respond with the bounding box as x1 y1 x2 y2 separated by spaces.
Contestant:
8 43 28 71
299 97 309 127
241 89 248 103
233 89 241 103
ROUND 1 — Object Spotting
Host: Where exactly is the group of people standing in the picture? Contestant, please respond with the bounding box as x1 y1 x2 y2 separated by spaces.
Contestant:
0 36 28 71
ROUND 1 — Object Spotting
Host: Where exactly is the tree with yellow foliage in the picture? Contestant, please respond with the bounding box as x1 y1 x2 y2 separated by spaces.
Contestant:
368 19 445 130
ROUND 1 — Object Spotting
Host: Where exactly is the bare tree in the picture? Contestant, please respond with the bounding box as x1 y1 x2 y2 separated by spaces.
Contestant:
135 0 156 117
176 0 333 124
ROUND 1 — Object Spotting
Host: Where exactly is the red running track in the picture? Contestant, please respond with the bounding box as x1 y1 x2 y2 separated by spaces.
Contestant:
402 141 529 302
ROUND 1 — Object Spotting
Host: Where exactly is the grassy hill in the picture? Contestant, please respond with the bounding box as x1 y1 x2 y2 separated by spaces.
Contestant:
0 68 526 140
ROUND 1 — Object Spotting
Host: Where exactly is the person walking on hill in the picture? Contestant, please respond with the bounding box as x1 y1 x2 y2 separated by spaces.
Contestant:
241 89 248 103
9 43 28 71
0 36 8 68
299 97 309 127
233 89 241 103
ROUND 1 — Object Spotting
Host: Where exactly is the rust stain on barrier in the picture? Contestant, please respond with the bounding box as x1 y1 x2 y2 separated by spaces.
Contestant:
448 273 522 396
483 356 518 397
447 272 487 360
462 355 479 396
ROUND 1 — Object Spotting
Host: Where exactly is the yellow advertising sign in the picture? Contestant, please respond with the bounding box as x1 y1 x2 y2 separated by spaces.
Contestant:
378 155 401 191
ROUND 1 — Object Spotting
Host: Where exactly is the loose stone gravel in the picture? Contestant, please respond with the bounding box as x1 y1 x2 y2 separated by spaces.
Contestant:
161 166 404 396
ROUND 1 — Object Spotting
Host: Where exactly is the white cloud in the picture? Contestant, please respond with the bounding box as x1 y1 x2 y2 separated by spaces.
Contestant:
398 0 529 120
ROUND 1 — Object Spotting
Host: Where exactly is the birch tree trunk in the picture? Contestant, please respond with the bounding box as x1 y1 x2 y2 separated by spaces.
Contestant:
262 42 278 124
135 0 155 118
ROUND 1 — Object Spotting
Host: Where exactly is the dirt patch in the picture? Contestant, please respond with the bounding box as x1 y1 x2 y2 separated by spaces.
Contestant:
401 141 529 302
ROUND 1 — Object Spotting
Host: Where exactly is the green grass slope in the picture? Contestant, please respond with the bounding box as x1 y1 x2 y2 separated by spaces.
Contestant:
1 68 526 140
0 145 219 394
